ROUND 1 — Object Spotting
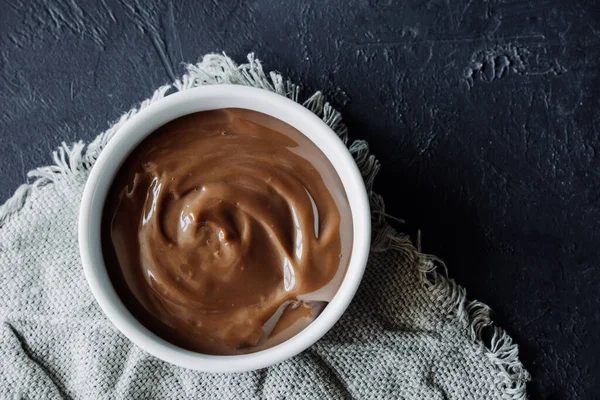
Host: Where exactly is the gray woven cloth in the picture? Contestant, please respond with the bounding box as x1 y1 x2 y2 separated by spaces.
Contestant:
0 54 530 400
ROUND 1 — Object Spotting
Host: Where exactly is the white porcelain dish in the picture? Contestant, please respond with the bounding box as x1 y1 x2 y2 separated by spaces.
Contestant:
78 85 371 373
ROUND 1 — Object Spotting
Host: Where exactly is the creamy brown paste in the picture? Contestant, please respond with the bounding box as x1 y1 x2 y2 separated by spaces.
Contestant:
102 108 352 355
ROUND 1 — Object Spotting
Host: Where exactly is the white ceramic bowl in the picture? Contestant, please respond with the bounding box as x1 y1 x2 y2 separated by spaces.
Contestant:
78 85 371 373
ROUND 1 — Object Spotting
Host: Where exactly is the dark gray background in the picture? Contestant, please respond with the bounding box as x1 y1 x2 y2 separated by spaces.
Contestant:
1 0 599 398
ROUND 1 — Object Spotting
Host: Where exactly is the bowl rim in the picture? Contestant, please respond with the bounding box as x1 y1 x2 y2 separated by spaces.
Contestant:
78 84 371 373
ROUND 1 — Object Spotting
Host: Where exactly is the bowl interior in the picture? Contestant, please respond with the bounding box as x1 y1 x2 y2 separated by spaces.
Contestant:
79 85 371 372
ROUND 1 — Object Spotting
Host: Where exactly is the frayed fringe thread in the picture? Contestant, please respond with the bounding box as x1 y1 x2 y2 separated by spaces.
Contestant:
418 256 530 399
0 52 529 399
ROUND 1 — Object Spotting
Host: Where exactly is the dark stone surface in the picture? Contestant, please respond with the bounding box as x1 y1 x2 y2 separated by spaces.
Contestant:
1 0 599 398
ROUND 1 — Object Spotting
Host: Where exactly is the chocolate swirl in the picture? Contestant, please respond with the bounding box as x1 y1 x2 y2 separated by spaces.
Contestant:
103 108 352 355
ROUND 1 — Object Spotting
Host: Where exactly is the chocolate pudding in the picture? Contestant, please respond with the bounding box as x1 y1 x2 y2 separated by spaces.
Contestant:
102 108 352 355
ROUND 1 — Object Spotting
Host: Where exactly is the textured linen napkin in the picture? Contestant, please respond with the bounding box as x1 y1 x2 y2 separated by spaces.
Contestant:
0 54 530 400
